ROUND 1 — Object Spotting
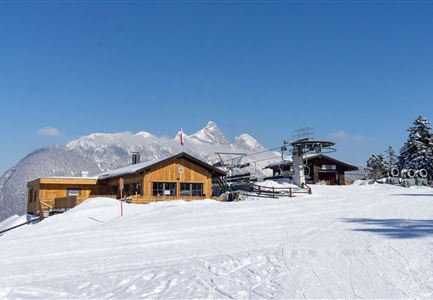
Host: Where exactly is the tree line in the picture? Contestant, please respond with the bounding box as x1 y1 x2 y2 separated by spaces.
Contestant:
367 116 433 180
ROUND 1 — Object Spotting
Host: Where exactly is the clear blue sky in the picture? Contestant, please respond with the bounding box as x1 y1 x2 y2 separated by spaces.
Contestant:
0 1 432 174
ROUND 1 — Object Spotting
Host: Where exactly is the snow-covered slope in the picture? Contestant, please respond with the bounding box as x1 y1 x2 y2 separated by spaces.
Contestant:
0 122 276 221
1 185 432 298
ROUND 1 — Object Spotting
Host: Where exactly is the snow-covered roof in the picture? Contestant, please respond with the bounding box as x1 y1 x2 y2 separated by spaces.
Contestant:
97 157 167 180
97 152 226 180
44 176 99 180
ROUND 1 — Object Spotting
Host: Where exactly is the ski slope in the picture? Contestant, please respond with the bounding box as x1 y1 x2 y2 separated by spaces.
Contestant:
0 184 433 299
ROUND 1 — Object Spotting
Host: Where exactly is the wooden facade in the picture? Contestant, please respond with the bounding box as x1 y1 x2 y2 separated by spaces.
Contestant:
27 177 99 213
265 154 358 185
27 152 225 215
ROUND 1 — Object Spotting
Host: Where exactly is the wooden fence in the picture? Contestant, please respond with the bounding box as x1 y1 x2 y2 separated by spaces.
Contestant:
251 183 312 198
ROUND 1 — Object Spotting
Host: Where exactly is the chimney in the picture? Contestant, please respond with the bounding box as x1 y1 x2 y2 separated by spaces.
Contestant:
132 152 140 165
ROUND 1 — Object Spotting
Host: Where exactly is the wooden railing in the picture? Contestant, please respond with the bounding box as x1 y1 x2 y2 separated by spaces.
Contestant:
88 194 118 199
251 183 312 198
39 200 53 209
54 196 79 209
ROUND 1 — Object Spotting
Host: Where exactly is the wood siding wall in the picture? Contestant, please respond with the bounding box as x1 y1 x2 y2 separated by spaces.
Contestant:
99 157 213 201
141 157 212 201
27 183 99 213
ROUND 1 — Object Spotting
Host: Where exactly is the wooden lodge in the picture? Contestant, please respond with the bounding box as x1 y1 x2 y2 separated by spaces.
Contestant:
265 154 358 185
27 152 226 216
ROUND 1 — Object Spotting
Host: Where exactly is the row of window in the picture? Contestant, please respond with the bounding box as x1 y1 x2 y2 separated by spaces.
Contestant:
152 182 204 197
29 181 204 204
108 182 204 197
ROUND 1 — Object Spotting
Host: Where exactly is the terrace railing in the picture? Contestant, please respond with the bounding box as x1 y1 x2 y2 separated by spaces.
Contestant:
251 182 312 198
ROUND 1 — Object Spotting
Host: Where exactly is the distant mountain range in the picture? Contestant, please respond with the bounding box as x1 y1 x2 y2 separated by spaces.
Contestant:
0 121 277 221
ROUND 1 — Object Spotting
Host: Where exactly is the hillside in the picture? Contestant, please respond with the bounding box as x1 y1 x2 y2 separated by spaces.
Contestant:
0 122 277 221
1 184 432 298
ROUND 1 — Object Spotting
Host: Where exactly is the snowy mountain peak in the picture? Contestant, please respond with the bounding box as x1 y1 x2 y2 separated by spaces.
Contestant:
66 131 153 151
233 134 265 152
206 121 218 129
135 131 153 138
190 121 229 145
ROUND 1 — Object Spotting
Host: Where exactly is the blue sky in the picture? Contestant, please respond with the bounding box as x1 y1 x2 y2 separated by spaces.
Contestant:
0 2 432 174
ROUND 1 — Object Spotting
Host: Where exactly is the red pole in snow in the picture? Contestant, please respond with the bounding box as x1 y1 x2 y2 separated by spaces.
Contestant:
119 177 124 217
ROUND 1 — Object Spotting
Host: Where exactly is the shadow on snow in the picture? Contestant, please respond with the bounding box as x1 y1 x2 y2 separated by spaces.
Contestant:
342 218 433 239
391 193 433 197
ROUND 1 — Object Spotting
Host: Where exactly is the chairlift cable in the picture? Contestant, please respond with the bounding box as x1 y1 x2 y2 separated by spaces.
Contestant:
223 146 283 163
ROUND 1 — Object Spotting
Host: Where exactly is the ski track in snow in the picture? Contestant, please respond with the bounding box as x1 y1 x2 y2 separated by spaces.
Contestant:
0 184 433 299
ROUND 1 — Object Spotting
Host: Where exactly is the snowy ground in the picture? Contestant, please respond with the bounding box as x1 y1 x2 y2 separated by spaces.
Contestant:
0 184 433 299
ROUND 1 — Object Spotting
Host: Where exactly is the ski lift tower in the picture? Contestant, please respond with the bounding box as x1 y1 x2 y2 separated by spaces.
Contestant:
286 128 336 187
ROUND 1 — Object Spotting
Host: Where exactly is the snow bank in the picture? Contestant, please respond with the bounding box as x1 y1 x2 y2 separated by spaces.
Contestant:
255 178 299 189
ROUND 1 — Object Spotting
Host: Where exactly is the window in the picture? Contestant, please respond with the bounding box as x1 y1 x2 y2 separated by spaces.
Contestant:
131 183 142 195
67 188 81 197
180 183 190 196
192 183 203 196
111 186 119 195
123 183 130 195
153 182 176 196
180 183 203 197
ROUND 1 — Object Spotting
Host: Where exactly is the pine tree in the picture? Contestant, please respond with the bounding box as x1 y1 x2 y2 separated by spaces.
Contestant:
366 154 387 180
398 116 433 179
385 146 398 171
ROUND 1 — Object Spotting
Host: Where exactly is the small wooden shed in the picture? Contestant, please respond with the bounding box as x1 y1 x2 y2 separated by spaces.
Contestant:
27 177 99 214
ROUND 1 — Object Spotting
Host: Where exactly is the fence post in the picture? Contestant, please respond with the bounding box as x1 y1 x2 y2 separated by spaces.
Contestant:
258 185 261 195
272 186 275 198
289 188 292 198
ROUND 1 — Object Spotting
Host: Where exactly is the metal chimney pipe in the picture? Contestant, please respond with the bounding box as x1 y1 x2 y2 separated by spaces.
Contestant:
132 152 140 165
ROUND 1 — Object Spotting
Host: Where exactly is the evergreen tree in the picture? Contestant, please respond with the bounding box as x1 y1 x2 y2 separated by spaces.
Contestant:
385 146 398 170
366 154 387 180
398 116 433 179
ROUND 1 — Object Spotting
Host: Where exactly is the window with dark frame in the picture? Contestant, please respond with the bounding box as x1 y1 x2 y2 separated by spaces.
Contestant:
191 183 203 196
180 183 203 197
131 182 142 195
153 182 176 196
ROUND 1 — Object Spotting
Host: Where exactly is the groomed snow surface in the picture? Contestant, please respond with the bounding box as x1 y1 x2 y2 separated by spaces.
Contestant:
1 184 433 299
